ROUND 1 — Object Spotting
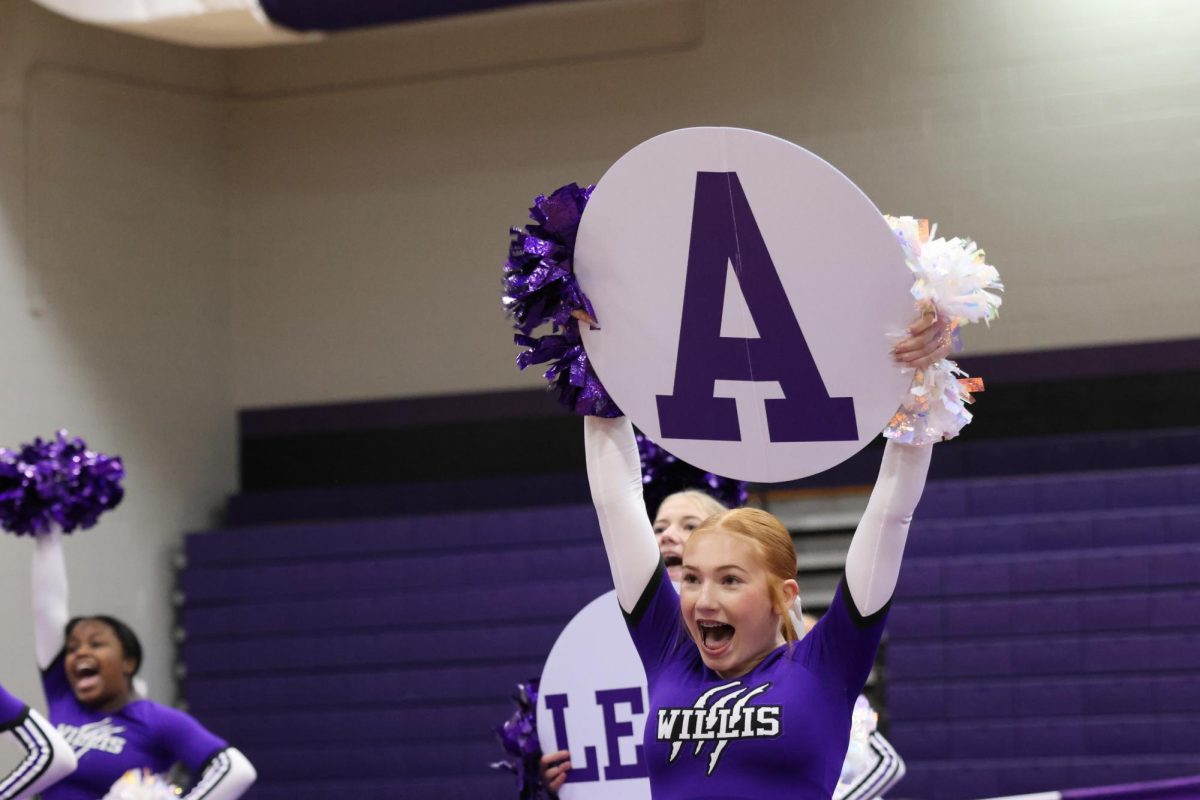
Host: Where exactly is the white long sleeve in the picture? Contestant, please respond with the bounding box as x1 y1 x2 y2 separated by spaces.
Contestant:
844 441 933 617
31 531 69 670
0 707 77 800
180 747 256 800
584 416 662 614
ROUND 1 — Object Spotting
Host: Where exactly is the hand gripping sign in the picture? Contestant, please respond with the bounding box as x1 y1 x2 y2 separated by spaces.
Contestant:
575 127 913 483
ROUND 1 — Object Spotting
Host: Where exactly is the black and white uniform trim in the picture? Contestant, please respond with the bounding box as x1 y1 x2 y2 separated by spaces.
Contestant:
837 732 906 800
0 709 59 800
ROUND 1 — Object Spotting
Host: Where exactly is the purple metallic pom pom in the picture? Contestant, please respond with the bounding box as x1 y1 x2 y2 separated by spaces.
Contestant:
490 679 550 800
636 432 749 514
515 319 622 418
504 185 619 418
0 431 125 537
502 183 596 337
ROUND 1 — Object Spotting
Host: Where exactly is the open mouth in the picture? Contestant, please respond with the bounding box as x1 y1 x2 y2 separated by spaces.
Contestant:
697 620 735 656
663 553 682 569
73 663 101 694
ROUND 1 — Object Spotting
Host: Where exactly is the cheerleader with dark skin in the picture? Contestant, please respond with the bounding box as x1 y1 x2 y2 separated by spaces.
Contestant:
31 531 257 800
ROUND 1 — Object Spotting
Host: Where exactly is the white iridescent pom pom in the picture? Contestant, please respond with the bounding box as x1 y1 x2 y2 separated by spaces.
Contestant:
883 215 1001 445
887 215 1002 327
837 696 879 788
885 360 984 445
102 770 181 800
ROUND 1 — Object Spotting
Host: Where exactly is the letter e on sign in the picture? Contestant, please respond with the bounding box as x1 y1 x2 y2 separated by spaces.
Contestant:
539 591 652 800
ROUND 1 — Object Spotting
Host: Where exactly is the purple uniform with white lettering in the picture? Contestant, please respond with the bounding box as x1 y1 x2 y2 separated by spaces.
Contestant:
628 566 886 800
41 654 226 800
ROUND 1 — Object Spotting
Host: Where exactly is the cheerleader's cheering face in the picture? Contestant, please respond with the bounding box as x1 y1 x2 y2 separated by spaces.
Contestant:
63 616 140 712
653 490 727 582
680 508 800 678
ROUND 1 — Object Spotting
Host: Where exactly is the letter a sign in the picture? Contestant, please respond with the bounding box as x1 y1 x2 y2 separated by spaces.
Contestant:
575 128 915 482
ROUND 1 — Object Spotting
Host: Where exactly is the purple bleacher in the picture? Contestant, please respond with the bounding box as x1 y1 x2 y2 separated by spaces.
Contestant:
892 628 1200 682
888 674 1200 723
898 542 1200 600
226 427 1200 527
246 775 517 800
225 471 592 525
181 542 606 602
202 704 509 745
888 444 1200 799
181 502 612 800
898 755 1200 800
183 576 611 638
915 464 1200 521
188 503 602 564
891 591 1200 641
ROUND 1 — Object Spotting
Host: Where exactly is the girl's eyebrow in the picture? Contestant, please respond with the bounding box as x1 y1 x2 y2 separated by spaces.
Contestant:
655 515 704 525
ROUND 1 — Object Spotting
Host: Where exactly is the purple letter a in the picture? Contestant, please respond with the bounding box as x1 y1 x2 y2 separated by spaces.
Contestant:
656 172 858 442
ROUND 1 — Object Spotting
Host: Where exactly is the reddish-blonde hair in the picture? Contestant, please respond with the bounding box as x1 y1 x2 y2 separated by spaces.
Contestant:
687 508 800 642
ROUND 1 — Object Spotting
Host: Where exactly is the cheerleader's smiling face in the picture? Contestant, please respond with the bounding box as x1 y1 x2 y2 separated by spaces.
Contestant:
65 619 136 711
680 529 792 679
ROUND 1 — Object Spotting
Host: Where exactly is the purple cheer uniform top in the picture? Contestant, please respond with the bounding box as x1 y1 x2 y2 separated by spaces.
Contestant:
628 566 886 799
41 653 226 800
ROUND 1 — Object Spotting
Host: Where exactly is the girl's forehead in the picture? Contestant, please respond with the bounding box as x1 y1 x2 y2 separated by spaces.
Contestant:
656 493 708 521
686 529 761 563
69 620 114 639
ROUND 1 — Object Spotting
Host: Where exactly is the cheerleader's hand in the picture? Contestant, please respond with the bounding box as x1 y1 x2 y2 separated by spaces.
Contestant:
891 306 953 369
540 749 572 795
570 309 598 328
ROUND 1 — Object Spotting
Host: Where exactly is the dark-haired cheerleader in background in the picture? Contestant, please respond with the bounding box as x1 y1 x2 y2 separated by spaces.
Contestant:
30 531 257 800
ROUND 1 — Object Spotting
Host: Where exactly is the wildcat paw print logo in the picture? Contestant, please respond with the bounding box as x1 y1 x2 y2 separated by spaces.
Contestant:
656 680 781 775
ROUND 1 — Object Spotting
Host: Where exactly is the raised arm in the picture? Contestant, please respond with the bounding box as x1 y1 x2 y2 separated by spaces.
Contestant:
584 416 661 614
31 532 69 670
843 440 932 617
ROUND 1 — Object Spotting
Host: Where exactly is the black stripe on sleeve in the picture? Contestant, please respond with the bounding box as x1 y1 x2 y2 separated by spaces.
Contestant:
622 560 666 627
193 746 228 777
185 749 231 800
839 574 892 629
0 707 30 734
0 713 55 800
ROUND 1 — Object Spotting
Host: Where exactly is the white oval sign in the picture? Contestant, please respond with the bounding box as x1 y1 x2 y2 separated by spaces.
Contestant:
537 590 651 800
575 127 913 483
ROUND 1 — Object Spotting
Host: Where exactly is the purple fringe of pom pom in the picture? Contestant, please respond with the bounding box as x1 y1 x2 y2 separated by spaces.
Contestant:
505 183 619 417
637 432 749 513
514 319 622 419
503 183 596 336
0 431 125 537
490 679 550 800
